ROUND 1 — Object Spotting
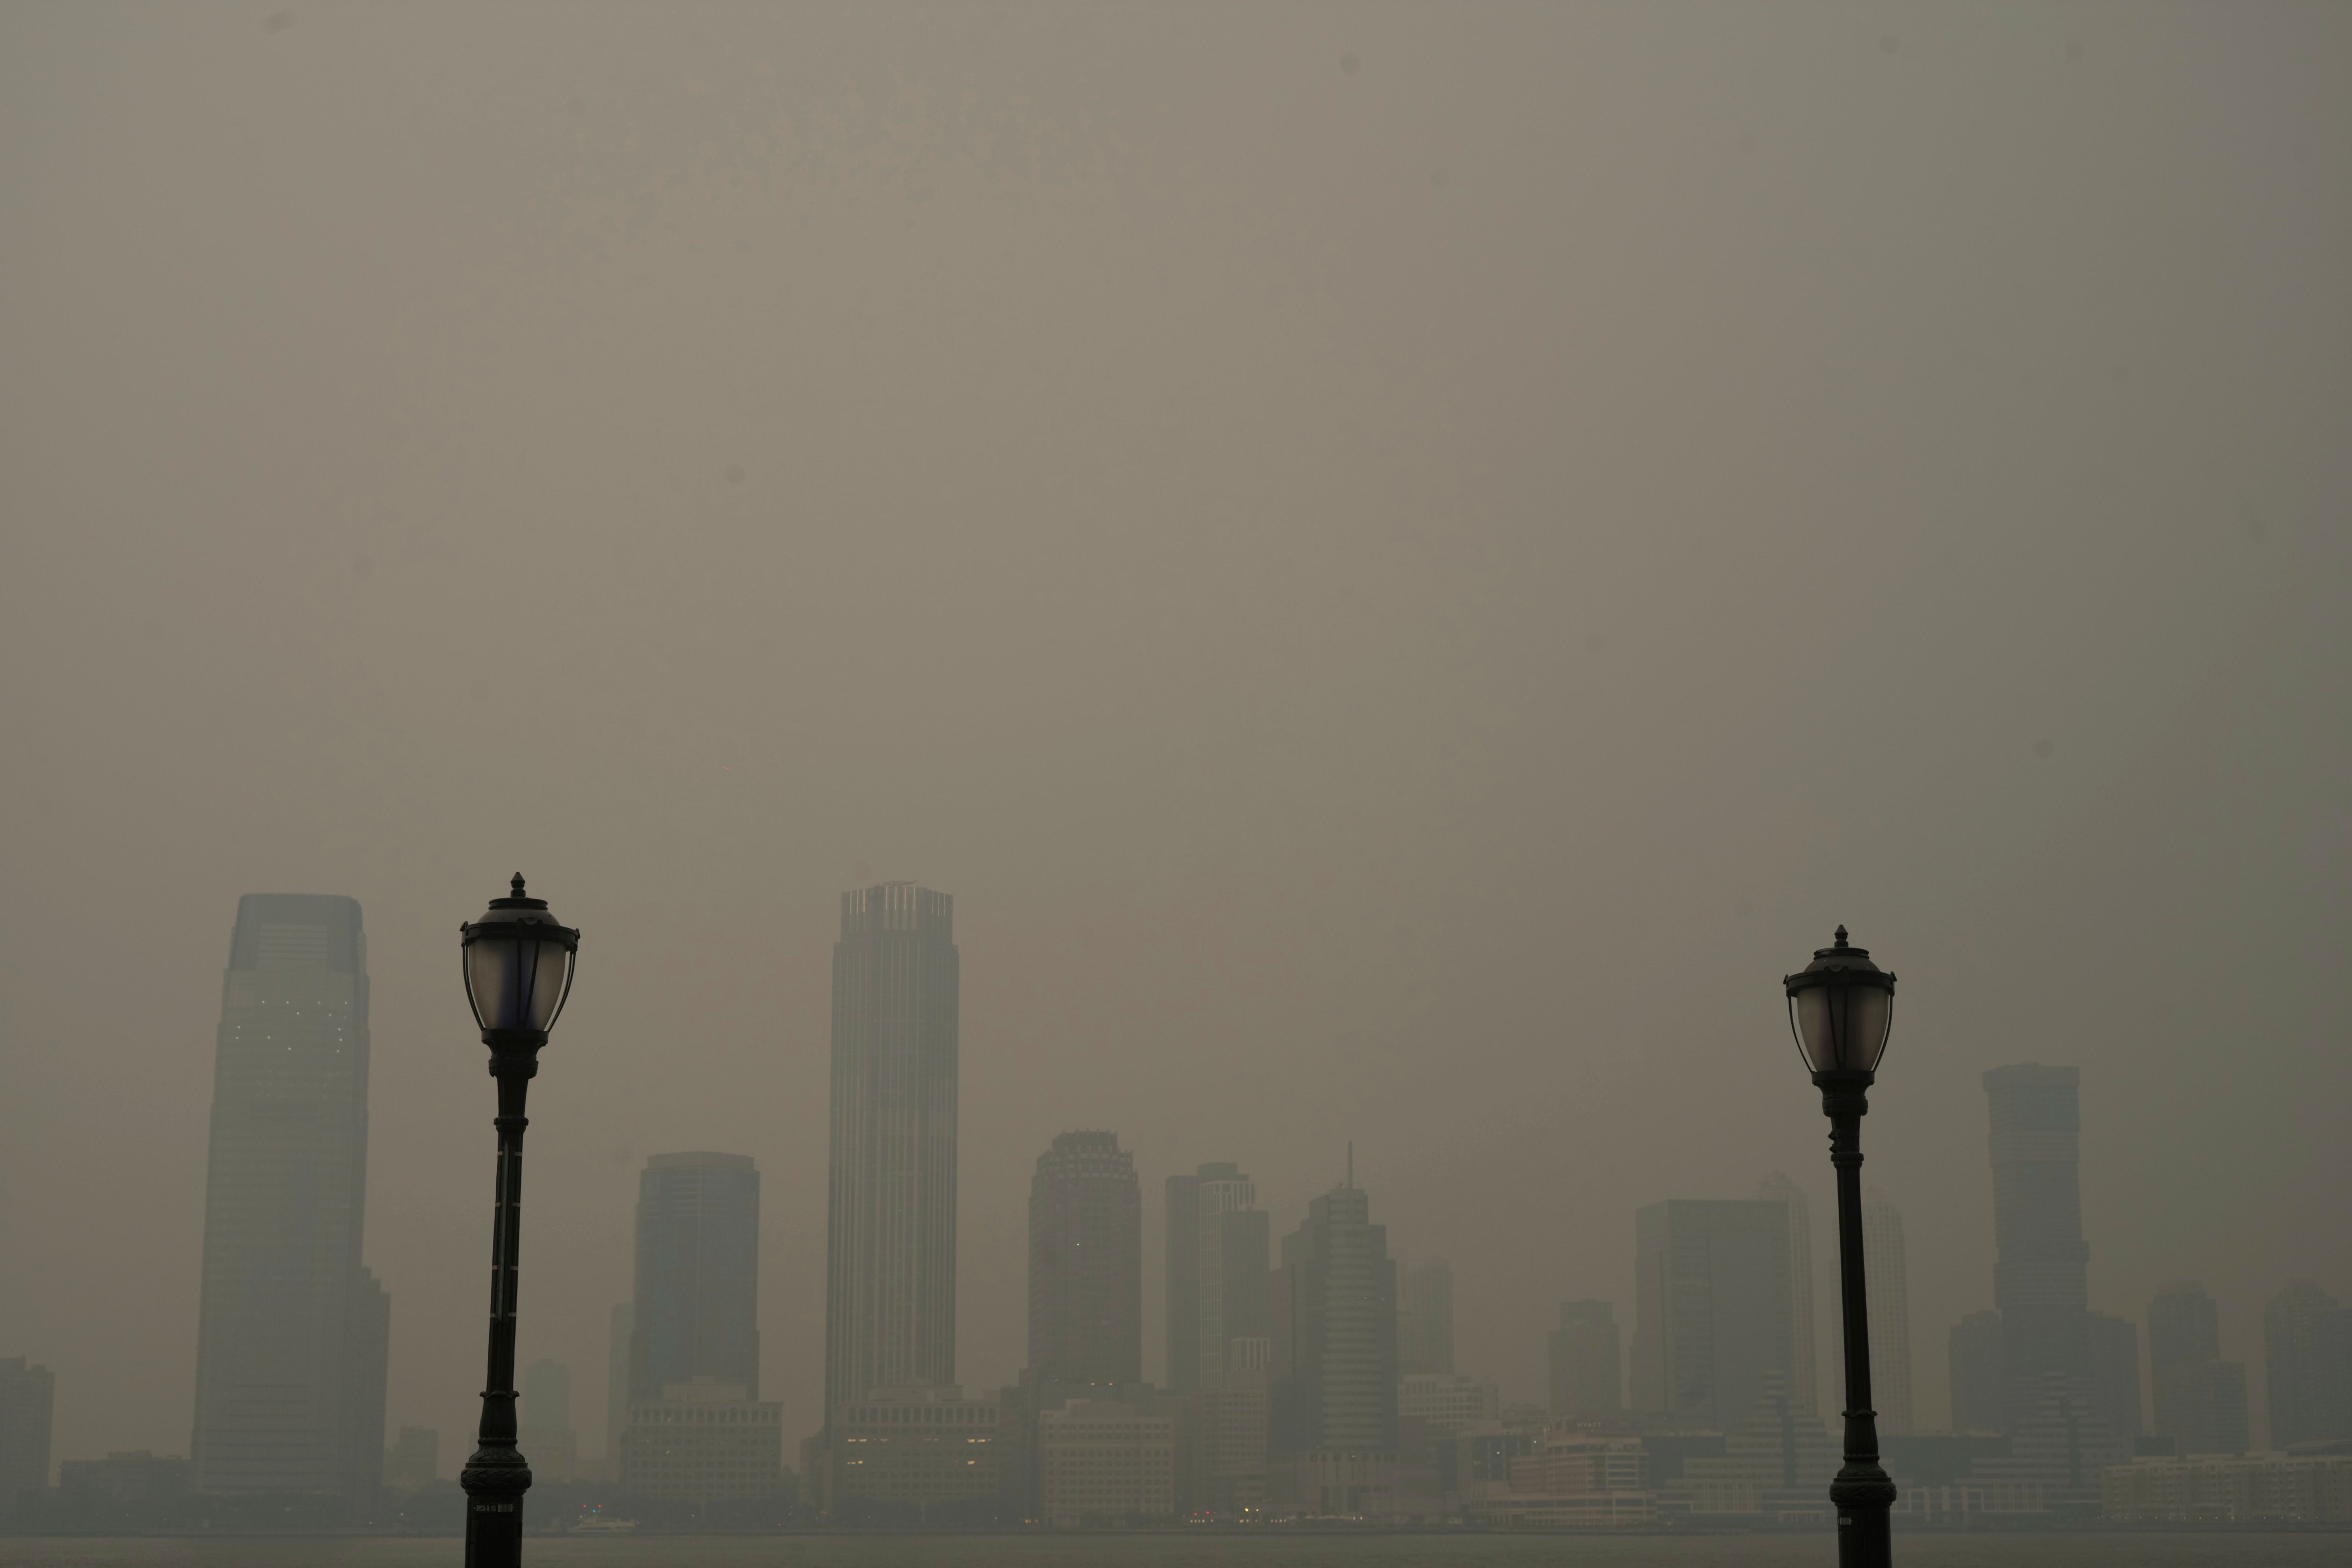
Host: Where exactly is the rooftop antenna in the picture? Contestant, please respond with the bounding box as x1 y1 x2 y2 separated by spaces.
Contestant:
1347 1140 1354 1189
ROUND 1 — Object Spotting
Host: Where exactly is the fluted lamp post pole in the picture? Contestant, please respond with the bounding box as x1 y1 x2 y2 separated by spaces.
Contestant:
458 875 579 1568
1784 926 1898 1568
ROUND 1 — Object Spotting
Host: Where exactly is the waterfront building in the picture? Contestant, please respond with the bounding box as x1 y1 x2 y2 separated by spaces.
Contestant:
1165 1163 1270 1394
2263 1280 2352 1449
58 1452 188 1512
1548 1300 1623 1420
1194 1360 1270 1513
826 885 959 1418
821 1384 1005 1523
1956 1371 2131 1519
1038 1399 1176 1524
0 1359 55 1513
1027 1132 1142 1387
188 894 388 1504
1653 1371 1839 1526
1270 1182 1398 1457
2101 1449 2352 1523
2149 1283 2248 1456
1630 1199 1794 1433
1458 1431 1653 1529
616 1376 783 1500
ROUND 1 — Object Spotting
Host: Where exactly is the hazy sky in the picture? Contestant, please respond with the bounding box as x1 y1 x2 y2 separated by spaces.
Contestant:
2 2 2346 1470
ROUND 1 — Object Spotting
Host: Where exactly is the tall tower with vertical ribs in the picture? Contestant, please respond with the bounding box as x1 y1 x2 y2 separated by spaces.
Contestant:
824 884 959 1420
190 894 388 1504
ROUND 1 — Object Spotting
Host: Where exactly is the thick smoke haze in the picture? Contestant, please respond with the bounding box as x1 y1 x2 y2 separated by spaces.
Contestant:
1 1 2346 1473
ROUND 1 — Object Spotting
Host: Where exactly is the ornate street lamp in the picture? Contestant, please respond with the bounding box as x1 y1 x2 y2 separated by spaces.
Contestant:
1784 925 1898 1568
457 875 579 1568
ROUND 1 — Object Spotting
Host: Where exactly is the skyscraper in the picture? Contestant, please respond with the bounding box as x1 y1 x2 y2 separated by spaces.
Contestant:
825 884 959 1418
1027 1131 1142 1386
1548 1300 1623 1420
1755 1173 1819 1411
619 1153 778 1499
0 1358 54 1515
1630 1199 1794 1433
1165 1163 1270 1394
1398 1259 1455 1377
2263 1280 2352 1449
629 1153 761 1401
2148 1283 2248 1456
189 894 389 1504
1860 1196 1913 1436
1270 1182 1398 1456
1983 1063 2090 1433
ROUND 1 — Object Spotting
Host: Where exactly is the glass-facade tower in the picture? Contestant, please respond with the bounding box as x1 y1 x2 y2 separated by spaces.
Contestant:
189 894 388 1503
824 884 959 1417
629 1153 761 1400
1165 1163 1270 1393
1027 1131 1142 1385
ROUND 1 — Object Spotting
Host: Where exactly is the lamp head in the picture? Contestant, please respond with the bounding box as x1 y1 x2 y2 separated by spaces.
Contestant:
1782 925 1895 1076
460 873 579 1041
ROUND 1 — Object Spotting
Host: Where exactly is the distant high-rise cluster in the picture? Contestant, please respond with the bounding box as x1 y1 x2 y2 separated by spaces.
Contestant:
188 894 388 1506
43 882 2343 1533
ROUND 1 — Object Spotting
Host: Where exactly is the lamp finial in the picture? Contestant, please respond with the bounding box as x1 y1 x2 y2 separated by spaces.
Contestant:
1833 925 1850 950
511 873 527 900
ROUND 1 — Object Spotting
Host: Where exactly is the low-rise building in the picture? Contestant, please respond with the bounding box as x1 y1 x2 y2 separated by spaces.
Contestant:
825 1384 1006 1522
2102 1451 2352 1523
1038 1399 1175 1525
57 1452 188 1510
1653 1373 1839 1526
1459 1431 1653 1529
618 1379 784 1500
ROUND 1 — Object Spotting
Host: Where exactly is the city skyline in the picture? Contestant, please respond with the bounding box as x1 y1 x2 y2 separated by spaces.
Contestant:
2 0 2345 1495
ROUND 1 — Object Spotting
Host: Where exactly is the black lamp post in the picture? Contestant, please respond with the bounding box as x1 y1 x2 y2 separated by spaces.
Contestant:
1784 925 1898 1568
457 875 579 1568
